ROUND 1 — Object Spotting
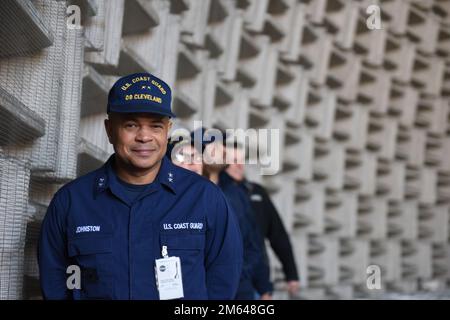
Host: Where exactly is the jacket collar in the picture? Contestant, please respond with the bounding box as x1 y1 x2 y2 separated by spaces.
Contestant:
219 171 251 191
94 154 177 202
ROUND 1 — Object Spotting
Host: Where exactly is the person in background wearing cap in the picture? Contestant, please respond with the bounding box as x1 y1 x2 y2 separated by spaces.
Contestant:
193 127 271 300
167 137 203 176
225 144 300 298
38 73 243 300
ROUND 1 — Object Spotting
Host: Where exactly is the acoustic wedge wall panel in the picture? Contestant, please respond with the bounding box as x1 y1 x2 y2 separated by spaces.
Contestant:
1 0 450 300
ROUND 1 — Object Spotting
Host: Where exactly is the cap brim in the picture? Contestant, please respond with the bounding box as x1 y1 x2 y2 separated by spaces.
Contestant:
108 104 176 118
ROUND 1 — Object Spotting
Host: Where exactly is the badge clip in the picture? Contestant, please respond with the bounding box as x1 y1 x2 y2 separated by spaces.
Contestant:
162 245 168 258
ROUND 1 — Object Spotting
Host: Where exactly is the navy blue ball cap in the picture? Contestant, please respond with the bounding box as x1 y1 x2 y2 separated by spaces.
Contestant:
107 72 175 118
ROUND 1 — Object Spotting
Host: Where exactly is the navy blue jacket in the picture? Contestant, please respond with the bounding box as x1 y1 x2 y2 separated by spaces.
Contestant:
242 180 299 282
218 172 272 299
38 155 243 300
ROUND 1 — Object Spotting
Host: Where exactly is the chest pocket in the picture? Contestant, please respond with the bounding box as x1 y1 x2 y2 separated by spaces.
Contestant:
67 236 113 299
159 233 205 273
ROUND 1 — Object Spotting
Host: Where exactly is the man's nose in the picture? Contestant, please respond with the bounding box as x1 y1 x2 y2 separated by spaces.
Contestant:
135 127 154 142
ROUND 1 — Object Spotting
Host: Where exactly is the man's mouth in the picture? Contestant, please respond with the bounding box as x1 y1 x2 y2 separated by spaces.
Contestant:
131 149 156 156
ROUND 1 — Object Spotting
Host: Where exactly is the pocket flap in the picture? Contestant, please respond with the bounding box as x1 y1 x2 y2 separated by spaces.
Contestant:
161 234 204 250
68 236 112 257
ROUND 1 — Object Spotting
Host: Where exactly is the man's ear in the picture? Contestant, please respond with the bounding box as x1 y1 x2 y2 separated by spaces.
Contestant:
164 117 173 135
104 118 114 144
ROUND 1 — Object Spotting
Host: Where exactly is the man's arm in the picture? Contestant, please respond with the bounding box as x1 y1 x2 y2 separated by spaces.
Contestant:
205 188 243 300
251 247 273 298
38 190 71 300
245 204 273 298
260 186 299 282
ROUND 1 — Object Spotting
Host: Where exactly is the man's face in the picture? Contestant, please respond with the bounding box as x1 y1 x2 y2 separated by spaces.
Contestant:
105 113 171 172
225 147 245 181
203 142 227 172
172 144 203 175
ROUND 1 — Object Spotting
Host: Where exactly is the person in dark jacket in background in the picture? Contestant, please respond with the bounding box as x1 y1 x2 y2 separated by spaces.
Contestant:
225 144 300 298
194 127 272 300
219 169 273 300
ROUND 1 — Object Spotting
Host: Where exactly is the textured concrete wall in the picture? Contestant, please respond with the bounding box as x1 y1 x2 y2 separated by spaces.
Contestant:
0 0 450 299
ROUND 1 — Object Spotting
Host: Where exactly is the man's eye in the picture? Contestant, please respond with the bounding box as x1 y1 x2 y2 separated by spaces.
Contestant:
126 123 137 128
152 125 163 129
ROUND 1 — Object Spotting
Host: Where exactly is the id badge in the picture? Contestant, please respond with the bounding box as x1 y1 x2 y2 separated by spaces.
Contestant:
155 256 184 300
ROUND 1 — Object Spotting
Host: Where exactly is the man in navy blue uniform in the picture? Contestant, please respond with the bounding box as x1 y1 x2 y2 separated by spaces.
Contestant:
225 145 299 298
38 72 243 300
193 128 271 300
